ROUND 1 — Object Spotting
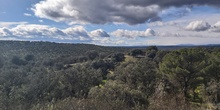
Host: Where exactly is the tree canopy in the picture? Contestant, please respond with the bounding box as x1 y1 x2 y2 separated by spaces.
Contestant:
0 41 219 109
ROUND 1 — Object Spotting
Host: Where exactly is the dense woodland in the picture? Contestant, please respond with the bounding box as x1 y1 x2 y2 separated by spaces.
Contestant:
0 41 220 110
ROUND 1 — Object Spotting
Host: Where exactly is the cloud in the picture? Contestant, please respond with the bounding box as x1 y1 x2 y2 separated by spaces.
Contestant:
186 20 211 31
90 29 110 38
0 24 88 41
63 26 87 36
149 21 180 27
0 28 12 36
24 13 32 17
209 21 220 32
0 24 113 43
9 24 66 39
111 28 155 38
0 24 158 45
89 29 113 45
39 20 44 23
0 22 28 27
159 6 191 19
115 0 219 8
157 32 183 37
32 0 160 25
32 0 220 25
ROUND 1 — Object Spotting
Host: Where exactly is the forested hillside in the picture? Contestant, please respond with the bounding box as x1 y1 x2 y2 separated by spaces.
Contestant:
0 41 220 110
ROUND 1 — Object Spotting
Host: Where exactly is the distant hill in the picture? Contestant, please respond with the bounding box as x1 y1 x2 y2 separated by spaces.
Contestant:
113 44 220 51
0 41 219 57
0 40 128 59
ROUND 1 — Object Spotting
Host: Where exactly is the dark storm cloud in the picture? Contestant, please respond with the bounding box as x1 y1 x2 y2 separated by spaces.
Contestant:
116 0 219 8
32 0 220 25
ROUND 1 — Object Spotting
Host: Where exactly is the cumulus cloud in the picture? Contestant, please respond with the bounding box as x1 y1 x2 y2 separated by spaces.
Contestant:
111 28 155 38
186 20 211 31
90 29 110 38
0 24 109 42
10 24 65 39
0 28 12 36
63 26 90 40
32 0 220 25
209 21 220 32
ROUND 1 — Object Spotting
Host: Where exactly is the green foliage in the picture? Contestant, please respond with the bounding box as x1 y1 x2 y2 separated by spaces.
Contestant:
130 49 144 57
110 53 125 62
115 59 158 97
0 41 220 109
24 54 35 61
159 48 208 101
91 60 114 76
11 56 28 66
153 50 169 64
204 51 220 82
89 80 148 109
146 46 158 51
203 51 220 103
146 46 158 59
97 59 158 109
86 50 99 60
0 55 4 68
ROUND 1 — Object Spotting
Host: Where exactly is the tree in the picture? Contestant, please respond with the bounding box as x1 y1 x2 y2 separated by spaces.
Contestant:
204 51 220 103
86 50 99 60
109 59 158 109
0 55 4 68
11 56 27 66
110 53 125 62
99 52 109 59
146 46 158 51
130 49 144 57
24 54 35 61
146 46 158 59
91 60 114 72
153 50 169 64
159 48 208 101
116 59 157 96
89 80 148 110
205 51 220 82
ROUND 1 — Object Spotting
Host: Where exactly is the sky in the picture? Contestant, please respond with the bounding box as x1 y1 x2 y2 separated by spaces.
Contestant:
0 0 220 46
